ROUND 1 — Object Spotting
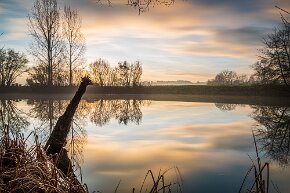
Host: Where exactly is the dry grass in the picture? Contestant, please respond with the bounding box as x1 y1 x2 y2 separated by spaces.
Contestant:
137 167 183 193
239 132 271 193
0 125 87 193
0 125 183 193
1 124 280 193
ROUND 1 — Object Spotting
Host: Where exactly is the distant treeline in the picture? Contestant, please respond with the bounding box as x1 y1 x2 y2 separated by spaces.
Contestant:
1 85 289 97
207 70 251 86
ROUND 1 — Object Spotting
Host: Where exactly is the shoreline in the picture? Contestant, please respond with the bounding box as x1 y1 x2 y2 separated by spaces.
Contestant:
0 93 289 107
1 85 289 107
0 85 289 96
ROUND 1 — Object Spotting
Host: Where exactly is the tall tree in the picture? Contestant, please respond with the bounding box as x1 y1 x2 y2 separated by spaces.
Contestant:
0 49 28 86
253 9 290 85
63 6 86 86
28 0 64 86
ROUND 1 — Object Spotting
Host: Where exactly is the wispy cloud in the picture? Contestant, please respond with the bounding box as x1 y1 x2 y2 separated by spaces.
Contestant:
1 0 289 82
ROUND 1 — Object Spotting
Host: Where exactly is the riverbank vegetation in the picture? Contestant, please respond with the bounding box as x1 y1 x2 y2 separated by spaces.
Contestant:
0 84 289 97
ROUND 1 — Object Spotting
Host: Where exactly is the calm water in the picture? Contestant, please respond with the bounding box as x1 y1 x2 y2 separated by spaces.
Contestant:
1 98 290 193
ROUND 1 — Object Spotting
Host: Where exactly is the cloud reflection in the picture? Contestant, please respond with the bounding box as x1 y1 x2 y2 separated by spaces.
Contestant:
81 102 255 192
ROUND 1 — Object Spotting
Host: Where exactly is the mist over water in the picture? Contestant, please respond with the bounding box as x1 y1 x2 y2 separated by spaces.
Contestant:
1 97 289 193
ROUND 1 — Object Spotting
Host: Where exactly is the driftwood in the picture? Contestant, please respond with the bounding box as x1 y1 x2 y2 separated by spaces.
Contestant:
44 76 92 176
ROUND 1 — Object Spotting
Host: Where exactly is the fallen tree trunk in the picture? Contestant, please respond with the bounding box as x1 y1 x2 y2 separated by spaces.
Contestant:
44 77 91 180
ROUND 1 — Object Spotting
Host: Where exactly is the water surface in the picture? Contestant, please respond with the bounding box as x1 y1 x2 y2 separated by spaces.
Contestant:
1 98 289 192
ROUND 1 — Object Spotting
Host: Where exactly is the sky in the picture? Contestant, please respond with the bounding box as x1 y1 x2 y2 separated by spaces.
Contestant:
0 0 290 83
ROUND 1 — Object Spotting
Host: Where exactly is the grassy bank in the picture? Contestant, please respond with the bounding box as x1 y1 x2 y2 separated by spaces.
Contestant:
0 85 290 96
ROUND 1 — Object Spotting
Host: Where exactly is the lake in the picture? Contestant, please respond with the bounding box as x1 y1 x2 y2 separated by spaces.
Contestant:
1 96 289 193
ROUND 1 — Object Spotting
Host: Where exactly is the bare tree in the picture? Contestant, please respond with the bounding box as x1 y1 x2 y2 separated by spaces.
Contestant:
107 66 119 86
235 74 248 85
118 61 131 86
207 70 238 85
89 58 110 86
0 49 28 86
131 61 142 86
28 0 64 86
253 8 290 86
63 6 86 86
26 63 47 86
88 60 143 86
73 68 90 85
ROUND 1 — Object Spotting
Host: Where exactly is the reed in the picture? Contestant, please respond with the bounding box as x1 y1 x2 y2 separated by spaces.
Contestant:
135 167 183 193
1 125 280 193
0 125 87 193
0 125 183 193
239 131 270 193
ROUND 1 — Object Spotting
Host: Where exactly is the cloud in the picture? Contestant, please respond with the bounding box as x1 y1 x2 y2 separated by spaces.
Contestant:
2 0 290 82
81 120 255 192
214 27 271 46
188 0 266 12
76 0 279 78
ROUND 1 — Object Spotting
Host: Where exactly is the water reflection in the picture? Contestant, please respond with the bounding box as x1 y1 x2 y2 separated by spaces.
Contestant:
252 106 290 166
26 99 148 169
1 98 290 192
0 99 29 132
28 99 64 134
215 103 245 111
215 103 290 166
90 99 149 126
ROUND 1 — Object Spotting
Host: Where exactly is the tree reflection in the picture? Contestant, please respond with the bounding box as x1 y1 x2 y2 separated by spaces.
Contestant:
28 99 88 169
215 103 246 111
27 99 70 141
252 106 290 166
215 103 237 111
0 99 29 133
24 98 149 170
62 121 87 172
90 99 150 126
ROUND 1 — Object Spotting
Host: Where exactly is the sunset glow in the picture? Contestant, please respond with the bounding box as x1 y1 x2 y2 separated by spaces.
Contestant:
1 0 290 83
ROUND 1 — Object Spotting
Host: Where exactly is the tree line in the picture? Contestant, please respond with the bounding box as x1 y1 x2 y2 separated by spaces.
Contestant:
0 0 143 87
26 58 143 87
89 59 142 87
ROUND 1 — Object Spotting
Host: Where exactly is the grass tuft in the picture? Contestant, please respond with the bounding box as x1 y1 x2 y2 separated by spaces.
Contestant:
0 125 87 193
